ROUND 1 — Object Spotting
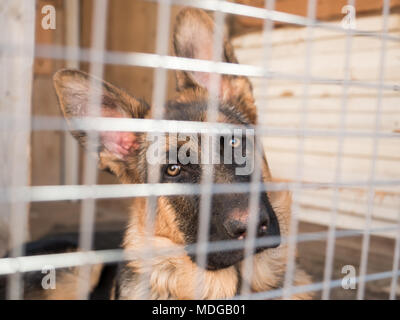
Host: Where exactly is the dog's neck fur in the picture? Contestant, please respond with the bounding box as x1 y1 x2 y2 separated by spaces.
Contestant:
117 194 312 300
120 234 281 300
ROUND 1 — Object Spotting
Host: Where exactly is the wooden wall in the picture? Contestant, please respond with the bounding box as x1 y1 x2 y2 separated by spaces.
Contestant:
25 0 400 299
231 0 400 36
232 13 400 237
0 0 36 257
32 0 65 186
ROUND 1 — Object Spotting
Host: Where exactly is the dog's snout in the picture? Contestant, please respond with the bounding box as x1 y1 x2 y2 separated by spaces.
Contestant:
223 210 270 240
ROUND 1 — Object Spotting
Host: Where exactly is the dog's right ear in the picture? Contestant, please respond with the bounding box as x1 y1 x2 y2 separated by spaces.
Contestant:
173 8 257 124
53 69 150 181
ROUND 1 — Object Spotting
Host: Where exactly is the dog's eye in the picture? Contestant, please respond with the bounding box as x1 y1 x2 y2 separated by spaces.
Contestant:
166 164 181 177
229 137 241 148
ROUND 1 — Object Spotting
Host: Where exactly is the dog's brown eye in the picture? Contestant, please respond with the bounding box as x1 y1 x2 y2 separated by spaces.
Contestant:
166 164 181 177
230 137 241 148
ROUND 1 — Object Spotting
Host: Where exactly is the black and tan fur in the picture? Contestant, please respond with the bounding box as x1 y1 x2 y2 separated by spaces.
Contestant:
1 8 312 300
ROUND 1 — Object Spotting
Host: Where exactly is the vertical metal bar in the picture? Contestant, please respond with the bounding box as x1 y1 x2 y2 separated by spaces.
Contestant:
0 0 12 260
151 0 170 121
390 207 400 300
139 0 171 299
77 0 109 300
240 0 276 299
357 0 390 300
195 4 225 298
0 0 36 300
63 0 80 187
322 0 355 301
282 0 316 300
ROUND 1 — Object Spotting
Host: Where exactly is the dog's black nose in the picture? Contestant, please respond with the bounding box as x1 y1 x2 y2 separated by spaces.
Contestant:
224 218 247 239
223 210 270 240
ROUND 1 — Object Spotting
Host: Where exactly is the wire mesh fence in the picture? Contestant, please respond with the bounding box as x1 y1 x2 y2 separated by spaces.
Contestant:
0 0 399 300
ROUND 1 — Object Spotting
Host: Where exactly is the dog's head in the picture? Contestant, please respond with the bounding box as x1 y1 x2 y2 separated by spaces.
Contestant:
54 8 280 271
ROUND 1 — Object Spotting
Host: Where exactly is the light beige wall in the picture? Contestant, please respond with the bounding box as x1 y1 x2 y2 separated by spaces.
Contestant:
233 14 400 237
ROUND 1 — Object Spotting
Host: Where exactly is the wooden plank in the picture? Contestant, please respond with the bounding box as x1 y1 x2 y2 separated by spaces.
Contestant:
250 80 400 97
31 0 65 187
31 77 63 186
298 221 397 299
34 0 63 74
233 13 400 47
263 146 400 232
233 15 400 82
298 207 397 239
236 46 400 82
0 2 36 298
233 0 400 29
263 137 399 161
258 109 400 131
266 150 400 185
298 189 400 223
255 96 400 111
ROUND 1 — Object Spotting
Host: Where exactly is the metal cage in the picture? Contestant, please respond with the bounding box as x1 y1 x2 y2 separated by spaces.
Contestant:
0 0 399 300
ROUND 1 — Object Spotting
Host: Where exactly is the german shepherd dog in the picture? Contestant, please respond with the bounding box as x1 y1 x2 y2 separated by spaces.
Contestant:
0 8 311 300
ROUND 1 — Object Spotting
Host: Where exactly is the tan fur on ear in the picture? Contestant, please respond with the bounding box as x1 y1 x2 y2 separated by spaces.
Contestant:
173 8 258 124
53 69 150 179
53 69 149 121
173 8 220 91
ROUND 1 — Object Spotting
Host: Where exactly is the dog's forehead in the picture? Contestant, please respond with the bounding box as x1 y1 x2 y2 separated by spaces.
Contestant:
160 97 252 155
164 99 250 125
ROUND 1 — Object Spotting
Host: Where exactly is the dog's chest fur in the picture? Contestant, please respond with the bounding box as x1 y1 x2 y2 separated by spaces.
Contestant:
115 246 283 300
113 194 312 300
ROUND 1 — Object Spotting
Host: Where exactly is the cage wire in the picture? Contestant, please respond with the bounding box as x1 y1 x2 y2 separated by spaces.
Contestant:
0 0 399 300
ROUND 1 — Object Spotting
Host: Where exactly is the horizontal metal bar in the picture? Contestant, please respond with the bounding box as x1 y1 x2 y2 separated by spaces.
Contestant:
1 179 400 203
0 44 396 94
0 225 397 276
32 44 400 92
151 0 400 42
2 115 399 139
233 269 400 300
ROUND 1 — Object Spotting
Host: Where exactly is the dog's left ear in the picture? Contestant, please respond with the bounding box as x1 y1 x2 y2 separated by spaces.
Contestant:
173 8 257 124
53 69 150 182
